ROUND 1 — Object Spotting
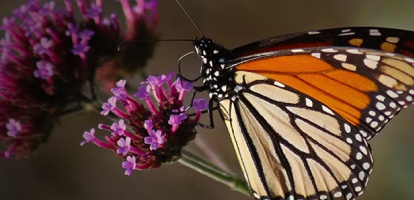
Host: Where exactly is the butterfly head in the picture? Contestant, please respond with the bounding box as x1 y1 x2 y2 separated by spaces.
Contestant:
194 37 236 99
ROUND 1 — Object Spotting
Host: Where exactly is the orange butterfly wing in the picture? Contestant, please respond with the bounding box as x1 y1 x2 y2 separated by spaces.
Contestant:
235 47 414 140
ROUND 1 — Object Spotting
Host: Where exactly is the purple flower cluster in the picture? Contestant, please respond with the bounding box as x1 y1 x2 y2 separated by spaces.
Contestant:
0 0 158 159
81 73 209 175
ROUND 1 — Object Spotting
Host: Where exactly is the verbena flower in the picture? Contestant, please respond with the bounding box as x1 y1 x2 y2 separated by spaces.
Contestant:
0 0 158 159
82 73 208 174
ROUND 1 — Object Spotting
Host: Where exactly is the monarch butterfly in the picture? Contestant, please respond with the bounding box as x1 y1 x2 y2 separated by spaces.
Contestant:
181 9 414 200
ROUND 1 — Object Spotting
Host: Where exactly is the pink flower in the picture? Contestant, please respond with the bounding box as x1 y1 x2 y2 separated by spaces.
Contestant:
82 73 207 174
0 0 158 159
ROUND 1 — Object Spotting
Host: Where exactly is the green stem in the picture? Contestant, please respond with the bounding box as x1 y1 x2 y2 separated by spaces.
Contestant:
178 149 250 197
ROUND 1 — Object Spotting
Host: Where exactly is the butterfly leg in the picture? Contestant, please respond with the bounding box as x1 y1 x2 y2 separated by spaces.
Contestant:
196 98 217 129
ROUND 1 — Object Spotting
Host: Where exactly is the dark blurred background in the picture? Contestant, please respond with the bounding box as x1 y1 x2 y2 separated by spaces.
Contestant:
1 0 414 200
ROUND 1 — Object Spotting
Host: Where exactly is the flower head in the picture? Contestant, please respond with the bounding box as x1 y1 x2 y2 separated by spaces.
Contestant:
0 0 158 159
82 72 206 174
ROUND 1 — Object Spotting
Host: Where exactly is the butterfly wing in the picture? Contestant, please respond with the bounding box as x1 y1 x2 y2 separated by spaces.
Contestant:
218 47 413 199
232 27 414 59
219 71 373 200
231 47 414 140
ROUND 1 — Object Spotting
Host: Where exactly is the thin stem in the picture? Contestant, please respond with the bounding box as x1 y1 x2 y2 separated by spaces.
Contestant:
178 149 250 196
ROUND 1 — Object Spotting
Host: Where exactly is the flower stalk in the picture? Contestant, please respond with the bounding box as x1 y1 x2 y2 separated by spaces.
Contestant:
179 149 250 196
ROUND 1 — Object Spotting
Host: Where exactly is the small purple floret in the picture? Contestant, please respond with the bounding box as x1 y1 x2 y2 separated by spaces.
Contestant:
144 119 153 131
146 74 166 87
111 80 127 101
135 85 150 100
34 60 55 79
6 118 22 138
122 156 136 176
80 128 95 146
117 137 131 156
175 79 193 92
192 98 209 111
168 112 187 126
79 30 95 40
85 3 102 18
71 43 90 55
101 97 117 115
144 130 164 150
111 119 126 136
33 37 53 54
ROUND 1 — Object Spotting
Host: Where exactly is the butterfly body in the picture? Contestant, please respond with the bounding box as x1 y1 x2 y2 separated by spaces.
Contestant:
195 37 236 99
193 27 414 200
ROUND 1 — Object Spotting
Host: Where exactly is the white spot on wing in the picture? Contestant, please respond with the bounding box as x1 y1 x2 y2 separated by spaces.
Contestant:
363 59 378 69
322 105 335 115
370 121 379 128
221 85 227 92
344 123 351 133
386 37 399 43
366 55 381 61
346 49 363 54
342 63 357 71
378 75 397 88
321 48 338 53
338 32 355 36
311 52 321 58
356 152 363 160
355 134 362 142
375 102 385 110
274 81 285 87
386 90 398 98
360 146 368 155
334 192 342 198
363 162 370 170
334 54 347 62
369 29 381 36
305 98 313 107
308 31 320 35
291 49 304 53
376 95 385 101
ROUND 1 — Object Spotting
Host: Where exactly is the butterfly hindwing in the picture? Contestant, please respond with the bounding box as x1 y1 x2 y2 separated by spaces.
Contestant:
219 71 373 200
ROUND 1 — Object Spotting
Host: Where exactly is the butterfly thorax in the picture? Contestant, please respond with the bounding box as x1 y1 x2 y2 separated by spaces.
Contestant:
194 37 236 100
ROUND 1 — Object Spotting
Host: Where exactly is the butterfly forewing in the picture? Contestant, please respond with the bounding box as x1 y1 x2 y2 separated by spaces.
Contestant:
233 47 414 140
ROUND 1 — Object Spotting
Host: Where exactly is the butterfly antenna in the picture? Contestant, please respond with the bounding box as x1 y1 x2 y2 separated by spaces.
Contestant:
175 0 204 37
